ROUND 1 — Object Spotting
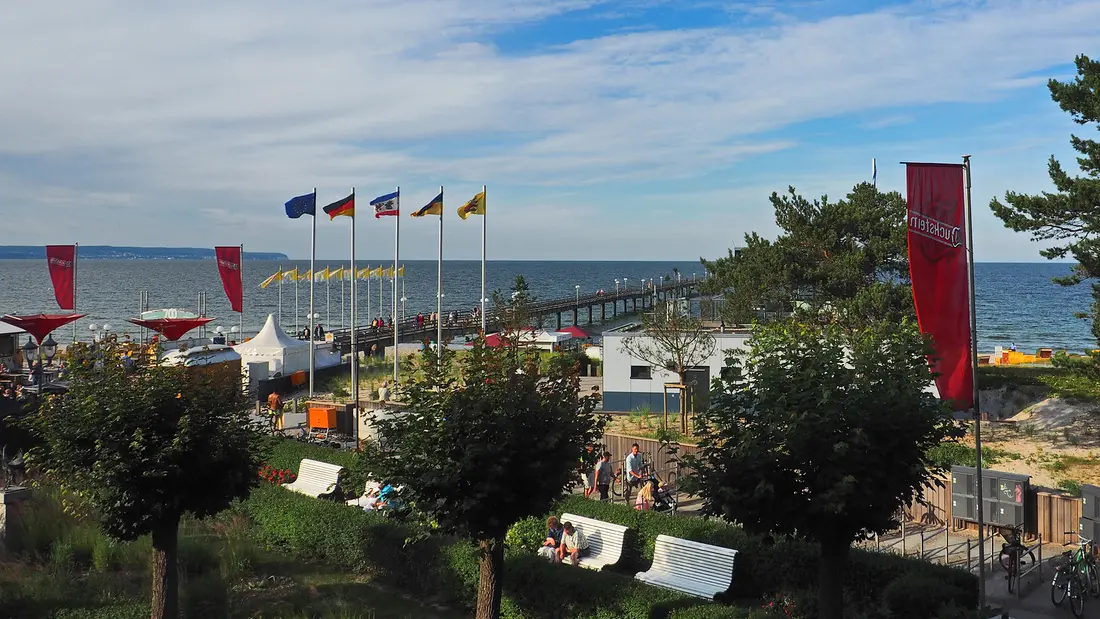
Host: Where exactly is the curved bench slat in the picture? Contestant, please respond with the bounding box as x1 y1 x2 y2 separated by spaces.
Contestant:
635 534 736 599
282 458 345 498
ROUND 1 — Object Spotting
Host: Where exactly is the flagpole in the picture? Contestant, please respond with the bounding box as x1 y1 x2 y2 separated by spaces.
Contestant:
73 242 79 344
341 272 346 329
481 185 487 334
393 187 401 385
326 271 331 328
278 267 283 327
239 244 244 341
963 154 986 609
350 187 359 450
366 266 371 328
295 273 299 334
309 188 317 397
437 185 444 368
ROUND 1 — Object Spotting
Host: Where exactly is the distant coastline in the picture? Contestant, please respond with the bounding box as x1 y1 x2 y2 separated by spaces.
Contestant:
0 246 287 261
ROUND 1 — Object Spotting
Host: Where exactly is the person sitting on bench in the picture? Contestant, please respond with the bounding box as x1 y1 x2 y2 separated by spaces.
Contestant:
558 521 590 566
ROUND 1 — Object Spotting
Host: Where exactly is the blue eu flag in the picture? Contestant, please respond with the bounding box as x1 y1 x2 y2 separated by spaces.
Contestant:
285 192 317 219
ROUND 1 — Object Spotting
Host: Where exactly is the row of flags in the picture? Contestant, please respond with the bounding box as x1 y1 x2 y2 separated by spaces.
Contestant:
259 265 406 288
283 188 486 220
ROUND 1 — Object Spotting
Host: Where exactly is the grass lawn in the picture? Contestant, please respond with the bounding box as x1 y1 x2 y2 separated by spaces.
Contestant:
0 488 464 619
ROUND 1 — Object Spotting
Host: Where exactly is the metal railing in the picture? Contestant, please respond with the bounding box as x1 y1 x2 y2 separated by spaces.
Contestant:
1013 534 1043 597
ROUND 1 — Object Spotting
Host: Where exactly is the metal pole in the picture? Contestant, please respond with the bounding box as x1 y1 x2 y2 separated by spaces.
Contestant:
309 188 317 397
393 186 400 385
278 265 283 327
72 243 78 344
964 155 986 609
350 187 358 450
239 244 244 341
437 185 444 368
481 184 487 333
326 272 331 328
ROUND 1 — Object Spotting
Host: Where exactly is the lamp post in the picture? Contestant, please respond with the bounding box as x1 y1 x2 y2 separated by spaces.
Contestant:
101 324 112 341
21 339 37 372
614 279 619 295
230 325 240 343
400 296 407 322
42 335 58 366
89 323 99 342
575 285 580 304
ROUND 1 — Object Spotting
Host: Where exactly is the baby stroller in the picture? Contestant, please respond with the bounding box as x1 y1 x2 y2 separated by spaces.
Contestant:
644 474 677 513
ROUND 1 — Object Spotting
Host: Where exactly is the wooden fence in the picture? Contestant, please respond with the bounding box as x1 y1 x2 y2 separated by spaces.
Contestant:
601 432 698 478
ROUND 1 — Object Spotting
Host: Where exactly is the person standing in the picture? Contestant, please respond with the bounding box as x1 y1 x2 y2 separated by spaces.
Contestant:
266 390 284 431
623 443 645 501
595 451 613 501
581 443 597 498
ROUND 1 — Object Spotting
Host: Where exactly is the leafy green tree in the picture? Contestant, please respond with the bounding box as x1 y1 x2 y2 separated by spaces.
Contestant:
367 291 606 619
990 55 1100 344
701 182 912 328
619 298 716 432
28 342 267 619
685 320 959 619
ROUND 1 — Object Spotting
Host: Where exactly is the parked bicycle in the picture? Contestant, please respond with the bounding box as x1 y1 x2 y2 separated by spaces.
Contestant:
1052 533 1099 618
999 524 1036 594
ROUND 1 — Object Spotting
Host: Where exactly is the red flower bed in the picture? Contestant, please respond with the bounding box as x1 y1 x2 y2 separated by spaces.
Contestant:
258 464 297 486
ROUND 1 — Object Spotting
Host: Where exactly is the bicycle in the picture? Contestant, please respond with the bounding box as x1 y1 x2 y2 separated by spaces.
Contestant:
998 524 1036 594
1052 534 1099 618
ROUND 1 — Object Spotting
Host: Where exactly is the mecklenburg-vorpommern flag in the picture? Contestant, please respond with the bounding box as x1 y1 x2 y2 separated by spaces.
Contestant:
411 192 443 217
457 190 486 220
285 192 317 219
323 193 355 219
371 191 399 218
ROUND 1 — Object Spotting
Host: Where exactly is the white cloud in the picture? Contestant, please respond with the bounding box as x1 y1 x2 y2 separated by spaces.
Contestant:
0 0 1097 258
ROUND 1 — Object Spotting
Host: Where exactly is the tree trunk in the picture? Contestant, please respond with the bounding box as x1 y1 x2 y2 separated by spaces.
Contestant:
818 537 851 619
150 517 180 619
677 370 688 434
475 537 505 619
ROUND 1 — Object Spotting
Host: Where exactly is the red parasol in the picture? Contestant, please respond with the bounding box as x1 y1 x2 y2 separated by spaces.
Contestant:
127 317 214 342
0 314 85 344
556 325 590 339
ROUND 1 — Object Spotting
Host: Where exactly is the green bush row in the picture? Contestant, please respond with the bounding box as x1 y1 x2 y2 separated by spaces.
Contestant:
244 485 734 619
540 496 978 610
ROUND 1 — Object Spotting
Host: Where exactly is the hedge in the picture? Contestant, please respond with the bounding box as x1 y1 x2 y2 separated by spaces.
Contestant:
244 485 729 619
544 496 978 609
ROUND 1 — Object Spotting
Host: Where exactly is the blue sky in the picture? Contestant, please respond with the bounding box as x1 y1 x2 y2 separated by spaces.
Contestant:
1 0 1098 262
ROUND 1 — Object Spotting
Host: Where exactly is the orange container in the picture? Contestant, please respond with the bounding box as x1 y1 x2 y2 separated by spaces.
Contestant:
308 407 337 430
290 371 307 386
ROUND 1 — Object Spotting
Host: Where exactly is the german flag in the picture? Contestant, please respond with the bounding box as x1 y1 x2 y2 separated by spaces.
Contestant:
323 193 355 219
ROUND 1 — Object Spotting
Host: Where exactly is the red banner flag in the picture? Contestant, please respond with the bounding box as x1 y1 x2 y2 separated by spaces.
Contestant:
45 245 76 310
906 163 972 411
215 246 243 313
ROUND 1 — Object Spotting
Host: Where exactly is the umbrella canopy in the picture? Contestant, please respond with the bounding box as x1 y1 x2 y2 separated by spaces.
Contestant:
127 317 213 342
556 325 589 339
0 314 85 344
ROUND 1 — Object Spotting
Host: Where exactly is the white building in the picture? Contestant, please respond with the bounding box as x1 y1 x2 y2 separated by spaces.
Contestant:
600 325 750 413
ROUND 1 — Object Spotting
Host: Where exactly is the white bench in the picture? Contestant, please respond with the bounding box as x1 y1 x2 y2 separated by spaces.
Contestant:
634 534 737 599
561 513 629 570
282 458 344 498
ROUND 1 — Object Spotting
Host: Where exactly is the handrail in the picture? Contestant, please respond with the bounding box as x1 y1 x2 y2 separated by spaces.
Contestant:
1014 533 1043 597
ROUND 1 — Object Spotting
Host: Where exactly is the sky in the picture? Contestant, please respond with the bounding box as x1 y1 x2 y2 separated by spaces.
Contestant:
1 0 1098 262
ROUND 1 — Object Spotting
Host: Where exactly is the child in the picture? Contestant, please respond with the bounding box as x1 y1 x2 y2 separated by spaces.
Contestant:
635 478 653 511
595 451 613 501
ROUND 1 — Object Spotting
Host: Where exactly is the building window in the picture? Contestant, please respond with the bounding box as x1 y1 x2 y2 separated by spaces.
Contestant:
630 365 652 380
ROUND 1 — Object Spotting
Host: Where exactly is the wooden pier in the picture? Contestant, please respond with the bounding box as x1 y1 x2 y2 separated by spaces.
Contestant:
326 279 703 355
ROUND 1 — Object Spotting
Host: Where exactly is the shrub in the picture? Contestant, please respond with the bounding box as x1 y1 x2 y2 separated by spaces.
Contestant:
506 516 547 554
51 603 151 619
882 572 968 619
668 606 770 619
550 496 977 609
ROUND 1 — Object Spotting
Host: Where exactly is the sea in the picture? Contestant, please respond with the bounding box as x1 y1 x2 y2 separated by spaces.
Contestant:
0 260 1093 353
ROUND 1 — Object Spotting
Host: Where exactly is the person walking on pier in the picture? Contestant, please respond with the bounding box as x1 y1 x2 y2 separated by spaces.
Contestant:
416 312 425 329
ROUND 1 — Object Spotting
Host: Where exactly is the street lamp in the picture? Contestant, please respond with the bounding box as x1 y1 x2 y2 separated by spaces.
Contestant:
400 296 407 321
614 279 620 295
575 285 580 304
21 339 37 371
89 324 99 341
42 335 58 365
230 326 240 342
102 324 112 339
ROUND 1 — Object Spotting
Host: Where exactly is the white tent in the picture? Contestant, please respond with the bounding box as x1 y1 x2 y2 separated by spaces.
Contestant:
233 314 310 376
